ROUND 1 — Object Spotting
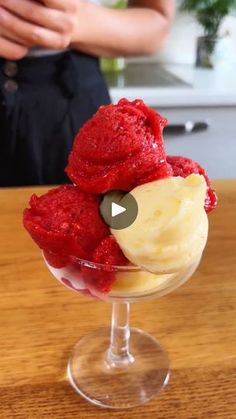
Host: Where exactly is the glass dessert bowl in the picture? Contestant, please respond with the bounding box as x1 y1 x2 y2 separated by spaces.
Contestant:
43 250 201 409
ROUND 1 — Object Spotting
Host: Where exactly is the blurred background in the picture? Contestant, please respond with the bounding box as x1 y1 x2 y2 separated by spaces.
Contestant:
1 0 235 187
101 0 236 179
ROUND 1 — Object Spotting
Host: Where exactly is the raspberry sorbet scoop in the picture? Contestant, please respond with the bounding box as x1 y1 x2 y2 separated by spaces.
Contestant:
81 236 129 293
66 98 171 193
23 185 109 264
167 156 217 213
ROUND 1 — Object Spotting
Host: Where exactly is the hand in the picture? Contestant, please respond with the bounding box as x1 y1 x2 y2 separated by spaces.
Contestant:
0 0 79 53
0 35 28 60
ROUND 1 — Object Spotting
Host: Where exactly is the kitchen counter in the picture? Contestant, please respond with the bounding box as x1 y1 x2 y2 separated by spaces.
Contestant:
107 63 236 107
1 181 236 418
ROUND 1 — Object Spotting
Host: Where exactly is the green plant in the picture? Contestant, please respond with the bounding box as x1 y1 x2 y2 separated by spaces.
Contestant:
181 0 236 37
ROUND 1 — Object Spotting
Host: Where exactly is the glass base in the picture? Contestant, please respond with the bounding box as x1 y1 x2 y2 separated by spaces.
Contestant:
67 327 170 409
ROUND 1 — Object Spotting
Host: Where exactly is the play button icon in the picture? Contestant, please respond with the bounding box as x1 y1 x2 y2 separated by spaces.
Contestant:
112 202 126 217
100 190 138 230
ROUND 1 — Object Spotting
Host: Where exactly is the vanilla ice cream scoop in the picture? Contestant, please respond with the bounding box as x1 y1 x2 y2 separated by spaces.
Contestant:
112 174 208 273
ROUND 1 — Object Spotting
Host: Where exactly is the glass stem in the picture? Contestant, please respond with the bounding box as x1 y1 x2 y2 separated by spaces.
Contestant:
107 302 134 368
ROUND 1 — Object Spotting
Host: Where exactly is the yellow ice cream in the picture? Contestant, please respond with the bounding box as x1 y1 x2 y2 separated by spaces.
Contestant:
112 270 174 294
112 174 208 274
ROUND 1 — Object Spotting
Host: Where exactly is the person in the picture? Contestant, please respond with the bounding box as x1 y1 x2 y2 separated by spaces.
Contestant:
0 0 175 186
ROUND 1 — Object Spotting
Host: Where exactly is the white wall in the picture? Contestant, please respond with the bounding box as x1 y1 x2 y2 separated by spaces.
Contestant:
158 12 236 64
131 12 236 65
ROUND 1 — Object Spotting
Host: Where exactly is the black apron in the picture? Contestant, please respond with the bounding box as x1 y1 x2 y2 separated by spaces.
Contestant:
0 50 111 186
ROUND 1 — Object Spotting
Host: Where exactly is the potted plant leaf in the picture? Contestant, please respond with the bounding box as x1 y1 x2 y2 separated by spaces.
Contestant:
181 0 236 68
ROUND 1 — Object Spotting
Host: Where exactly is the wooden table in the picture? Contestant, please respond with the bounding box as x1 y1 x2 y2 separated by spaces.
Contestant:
0 181 236 419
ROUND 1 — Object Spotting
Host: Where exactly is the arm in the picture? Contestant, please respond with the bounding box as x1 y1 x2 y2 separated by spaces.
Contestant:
71 0 175 56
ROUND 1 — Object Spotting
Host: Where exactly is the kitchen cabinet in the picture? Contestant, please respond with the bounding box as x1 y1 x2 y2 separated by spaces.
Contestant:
157 106 236 179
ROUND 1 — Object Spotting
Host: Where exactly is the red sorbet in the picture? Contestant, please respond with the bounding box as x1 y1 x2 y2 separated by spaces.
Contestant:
82 236 129 293
23 185 109 264
167 155 217 213
92 235 128 266
66 98 170 193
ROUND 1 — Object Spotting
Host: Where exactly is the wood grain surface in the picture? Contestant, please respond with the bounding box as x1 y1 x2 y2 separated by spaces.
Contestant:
0 180 236 419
